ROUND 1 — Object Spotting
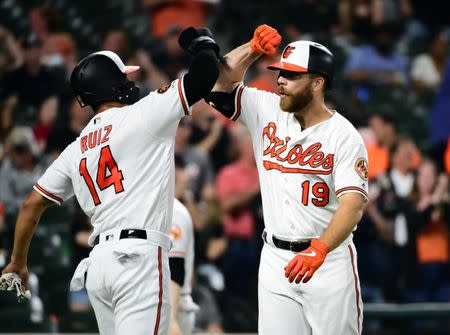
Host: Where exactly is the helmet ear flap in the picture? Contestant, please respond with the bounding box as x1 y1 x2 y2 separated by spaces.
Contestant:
111 79 140 104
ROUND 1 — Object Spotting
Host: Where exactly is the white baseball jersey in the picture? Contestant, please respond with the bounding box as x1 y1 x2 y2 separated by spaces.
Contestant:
169 198 194 296
33 78 191 245
230 85 369 244
169 198 197 335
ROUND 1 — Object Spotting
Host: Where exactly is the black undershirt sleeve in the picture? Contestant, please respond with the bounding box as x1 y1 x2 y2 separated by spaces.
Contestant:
204 86 239 119
169 257 185 287
183 49 219 107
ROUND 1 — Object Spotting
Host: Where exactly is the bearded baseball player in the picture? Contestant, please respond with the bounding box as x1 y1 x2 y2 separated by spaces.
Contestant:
0 28 220 335
198 25 368 334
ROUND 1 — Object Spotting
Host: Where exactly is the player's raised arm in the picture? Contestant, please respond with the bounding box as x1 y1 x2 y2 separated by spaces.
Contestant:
213 25 282 93
177 27 221 107
202 25 281 120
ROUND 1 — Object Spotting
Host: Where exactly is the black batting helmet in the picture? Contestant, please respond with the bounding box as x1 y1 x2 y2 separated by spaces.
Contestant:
268 40 335 88
70 51 141 108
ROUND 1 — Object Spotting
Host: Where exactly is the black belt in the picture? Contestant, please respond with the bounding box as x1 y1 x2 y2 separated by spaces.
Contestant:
93 229 147 246
262 231 310 252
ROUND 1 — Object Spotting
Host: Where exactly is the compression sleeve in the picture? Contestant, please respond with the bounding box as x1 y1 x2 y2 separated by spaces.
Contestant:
204 86 239 119
169 257 185 287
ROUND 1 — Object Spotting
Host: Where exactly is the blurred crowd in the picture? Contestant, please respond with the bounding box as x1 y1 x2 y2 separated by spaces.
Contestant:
0 0 449 333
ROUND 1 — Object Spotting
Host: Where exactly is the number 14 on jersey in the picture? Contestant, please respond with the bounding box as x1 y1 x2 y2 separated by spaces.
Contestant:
79 146 125 205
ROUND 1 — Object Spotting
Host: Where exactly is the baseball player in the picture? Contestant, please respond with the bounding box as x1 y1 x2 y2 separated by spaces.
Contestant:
168 198 197 335
0 27 221 335
199 25 368 334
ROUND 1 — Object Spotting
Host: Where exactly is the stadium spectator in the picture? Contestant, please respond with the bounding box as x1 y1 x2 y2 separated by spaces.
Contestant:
445 138 450 175
45 99 91 160
215 124 260 298
175 154 205 237
28 6 61 44
367 109 399 179
365 137 418 299
0 25 23 78
0 127 50 217
402 159 450 302
411 30 449 94
338 0 408 41
345 22 408 89
175 117 215 201
101 30 131 61
125 50 170 96
175 118 215 232
141 0 216 39
0 34 60 144
148 26 191 80
189 101 231 172
282 1 339 40
41 32 80 128
43 32 78 75
429 58 450 171
366 108 421 179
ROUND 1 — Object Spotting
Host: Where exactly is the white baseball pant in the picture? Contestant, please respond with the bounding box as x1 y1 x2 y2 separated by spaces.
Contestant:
85 234 171 335
258 242 363 335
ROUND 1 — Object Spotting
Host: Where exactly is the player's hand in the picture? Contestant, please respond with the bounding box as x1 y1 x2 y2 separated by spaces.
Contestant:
1 263 32 302
284 239 329 284
178 27 222 60
250 24 282 56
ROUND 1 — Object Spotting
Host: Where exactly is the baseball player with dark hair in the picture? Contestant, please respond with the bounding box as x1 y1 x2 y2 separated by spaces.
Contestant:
190 24 368 334
0 28 220 334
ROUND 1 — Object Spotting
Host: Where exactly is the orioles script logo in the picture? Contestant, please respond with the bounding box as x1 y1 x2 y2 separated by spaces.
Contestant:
282 46 295 59
262 122 334 174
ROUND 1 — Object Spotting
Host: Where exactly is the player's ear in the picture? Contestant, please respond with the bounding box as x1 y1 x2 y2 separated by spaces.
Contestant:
312 76 325 92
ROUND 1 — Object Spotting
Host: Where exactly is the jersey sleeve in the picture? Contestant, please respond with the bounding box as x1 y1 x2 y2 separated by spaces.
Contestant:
169 204 193 258
333 140 369 201
33 146 75 205
136 76 192 138
229 85 270 128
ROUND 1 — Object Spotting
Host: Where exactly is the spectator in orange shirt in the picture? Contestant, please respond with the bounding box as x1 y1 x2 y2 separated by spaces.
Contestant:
367 109 399 179
367 108 420 179
403 159 450 302
141 0 217 39
445 137 450 174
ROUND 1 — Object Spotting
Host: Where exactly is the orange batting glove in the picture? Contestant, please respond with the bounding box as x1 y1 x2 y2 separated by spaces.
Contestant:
284 239 329 284
250 24 282 56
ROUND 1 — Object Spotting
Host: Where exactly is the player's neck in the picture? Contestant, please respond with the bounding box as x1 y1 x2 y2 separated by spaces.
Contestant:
293 101 333 130
94 102 130 115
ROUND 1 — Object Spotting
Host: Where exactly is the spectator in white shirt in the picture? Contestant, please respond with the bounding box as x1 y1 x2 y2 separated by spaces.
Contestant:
411 30 448 93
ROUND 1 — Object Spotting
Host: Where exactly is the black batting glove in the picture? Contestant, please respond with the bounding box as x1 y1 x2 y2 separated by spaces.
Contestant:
178 27 223 62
